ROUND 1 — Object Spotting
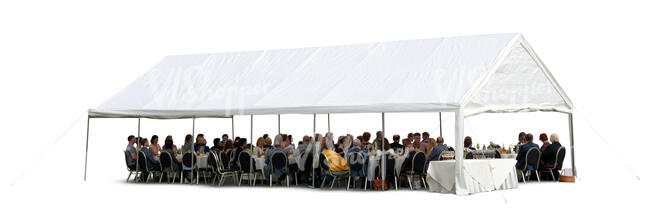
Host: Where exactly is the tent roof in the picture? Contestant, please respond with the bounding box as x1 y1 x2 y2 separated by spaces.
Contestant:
89 33 572 119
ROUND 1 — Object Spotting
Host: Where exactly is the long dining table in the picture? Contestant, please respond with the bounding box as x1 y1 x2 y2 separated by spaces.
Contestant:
426 159 519 194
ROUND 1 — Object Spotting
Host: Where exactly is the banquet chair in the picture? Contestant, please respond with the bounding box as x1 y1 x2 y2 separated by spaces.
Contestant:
517 147 541 183
269 152 291 187
346 152 367 190
137 151 161 183
376 153 398 190
209 151 238 186
319 153 351 190
238 151 263 186
208 152 237 186
219 151 230 170
124 151 140 182
181 153 197 184
539 146 566 182
159 151 177 183
401 151 426 190
303 153 314 186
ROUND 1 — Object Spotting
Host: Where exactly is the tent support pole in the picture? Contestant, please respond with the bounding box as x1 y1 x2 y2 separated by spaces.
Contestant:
83 115 90 181
381 112 386 190
311 113 316 188
278 114 281 135
327 113 330 132
568 113 576 177
136 117 141 182
250 114 254 185
454 110 468 195
231 116 235 138
439 112 443 137
191 117 195 184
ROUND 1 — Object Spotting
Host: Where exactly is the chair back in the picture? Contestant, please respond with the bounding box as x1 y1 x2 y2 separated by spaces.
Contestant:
137 151 148 173
159 151 173 172
494 150 501 159
227 149 236 162
182 153 195 170
303 153 313 172
219 151 230 170
379 154 396 178
412 151 426 174
555 146 566 169
124 150 134 171
208 152 219 172
238 151 252 173
525 147 541 170
319 153 330 173
270 151 288 174
347 152 365 177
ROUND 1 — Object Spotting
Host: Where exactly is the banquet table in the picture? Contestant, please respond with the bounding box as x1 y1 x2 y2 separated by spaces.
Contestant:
426 159 518 194
367 154 407 180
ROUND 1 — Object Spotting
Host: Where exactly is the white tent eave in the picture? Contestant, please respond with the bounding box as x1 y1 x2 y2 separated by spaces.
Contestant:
88 102 462 119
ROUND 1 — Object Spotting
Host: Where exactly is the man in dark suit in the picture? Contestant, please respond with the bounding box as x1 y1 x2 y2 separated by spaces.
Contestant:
515 133 539 171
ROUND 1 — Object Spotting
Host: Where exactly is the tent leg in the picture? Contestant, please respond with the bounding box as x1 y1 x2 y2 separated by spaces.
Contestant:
454 110 468 196
327 113 330 132
311 113 316 188
250 114 254 186
83 115 90 181
278 114 281 135
381 112 385 190
191 117 195 184
136 118 141 182
568 113 576 177
439 112 443 137
231 116 235 138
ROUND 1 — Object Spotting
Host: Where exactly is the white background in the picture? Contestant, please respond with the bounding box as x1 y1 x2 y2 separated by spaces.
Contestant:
1 0 648 216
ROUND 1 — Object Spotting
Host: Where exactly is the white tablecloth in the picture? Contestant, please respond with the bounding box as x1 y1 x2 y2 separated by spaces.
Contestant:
367 154 407 180
426 159 518 194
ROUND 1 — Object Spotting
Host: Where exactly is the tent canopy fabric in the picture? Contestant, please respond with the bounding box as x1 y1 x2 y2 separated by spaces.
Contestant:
89 33 572 119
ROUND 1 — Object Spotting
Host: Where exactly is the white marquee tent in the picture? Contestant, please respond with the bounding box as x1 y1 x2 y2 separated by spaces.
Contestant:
86 33 575 195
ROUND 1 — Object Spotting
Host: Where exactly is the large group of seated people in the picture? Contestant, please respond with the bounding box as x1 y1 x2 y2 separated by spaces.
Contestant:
124 130 565 188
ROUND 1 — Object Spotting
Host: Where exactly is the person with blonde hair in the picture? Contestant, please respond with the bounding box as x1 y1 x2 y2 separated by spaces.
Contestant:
194 137 209 154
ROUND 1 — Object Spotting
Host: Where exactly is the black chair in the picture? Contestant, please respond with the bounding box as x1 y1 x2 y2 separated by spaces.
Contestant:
539 147 566 182
220 151 230 170
269 152 290 187
209 151 238 186
494 150 501 159
181 153 197 184
401 151 427 190
319 153 350 190
376 154 397 190
302 153 314 186
124 150 139 182
137 151 153 183
238 151 263 186
346 152 367 190
517 147 541 183
159 151 176 183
